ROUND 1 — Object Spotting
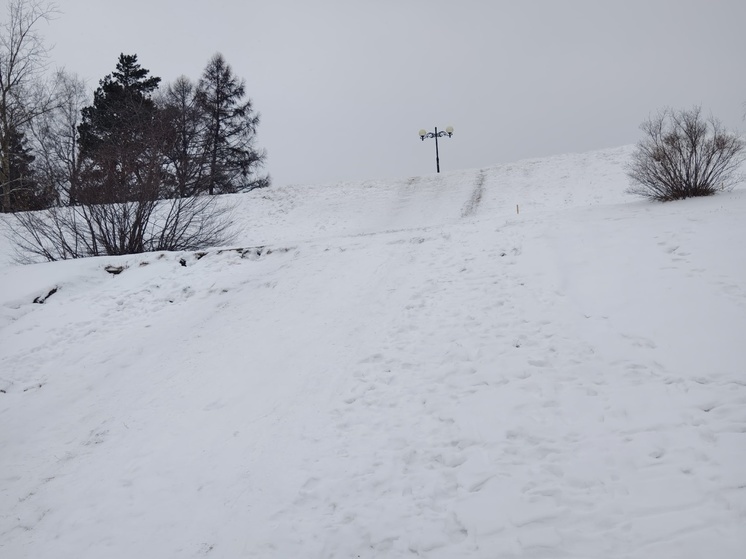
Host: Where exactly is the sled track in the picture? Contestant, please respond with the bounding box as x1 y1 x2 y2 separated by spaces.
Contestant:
461 170 486 218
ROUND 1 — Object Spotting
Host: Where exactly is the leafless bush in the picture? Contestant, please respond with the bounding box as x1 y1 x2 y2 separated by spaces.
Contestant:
7 194 235 262
627 106 745 201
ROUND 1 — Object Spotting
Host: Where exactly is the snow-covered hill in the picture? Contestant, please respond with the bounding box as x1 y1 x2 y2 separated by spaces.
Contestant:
1 146 745 558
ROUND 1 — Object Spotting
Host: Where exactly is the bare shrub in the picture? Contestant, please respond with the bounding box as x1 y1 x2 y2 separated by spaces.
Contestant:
627 106 745 201
7 194 235 262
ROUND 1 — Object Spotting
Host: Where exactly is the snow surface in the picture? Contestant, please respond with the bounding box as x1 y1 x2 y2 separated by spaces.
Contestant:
1 146 745 558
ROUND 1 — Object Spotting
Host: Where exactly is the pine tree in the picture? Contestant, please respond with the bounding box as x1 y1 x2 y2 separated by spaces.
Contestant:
77 54 164 203
198 53 268 195
79 54 161 156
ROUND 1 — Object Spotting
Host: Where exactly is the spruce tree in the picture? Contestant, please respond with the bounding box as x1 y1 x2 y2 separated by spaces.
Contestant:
198 53 269 195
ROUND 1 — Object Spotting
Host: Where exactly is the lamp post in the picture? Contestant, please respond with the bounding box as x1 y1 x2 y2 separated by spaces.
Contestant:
418 126 454 173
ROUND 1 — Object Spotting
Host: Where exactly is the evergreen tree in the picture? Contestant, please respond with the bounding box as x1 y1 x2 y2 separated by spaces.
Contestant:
2 125 53 210
198 53 268 195
77 54 164 203
79 54 161 157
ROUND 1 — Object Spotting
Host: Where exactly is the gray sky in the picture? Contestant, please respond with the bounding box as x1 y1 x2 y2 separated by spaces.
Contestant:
39 0 746 187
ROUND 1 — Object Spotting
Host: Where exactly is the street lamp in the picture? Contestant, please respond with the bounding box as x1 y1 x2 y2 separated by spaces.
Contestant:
418 126 454 173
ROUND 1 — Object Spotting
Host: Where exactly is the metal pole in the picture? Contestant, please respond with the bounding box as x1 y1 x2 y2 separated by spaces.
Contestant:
434 126 440 173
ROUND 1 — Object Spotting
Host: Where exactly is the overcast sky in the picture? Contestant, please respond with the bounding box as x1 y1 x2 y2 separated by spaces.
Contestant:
38 0 746 187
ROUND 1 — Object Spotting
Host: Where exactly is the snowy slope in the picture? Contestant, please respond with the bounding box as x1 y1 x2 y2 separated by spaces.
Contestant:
1 146 745 558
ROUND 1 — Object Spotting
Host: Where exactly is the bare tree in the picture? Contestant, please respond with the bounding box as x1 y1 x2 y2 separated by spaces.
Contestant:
158 75 210 198
0 0 58 212
29 69 88 205
627 106 745 201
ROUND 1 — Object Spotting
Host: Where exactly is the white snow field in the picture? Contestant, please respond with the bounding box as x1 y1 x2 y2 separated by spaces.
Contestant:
1 146 745 558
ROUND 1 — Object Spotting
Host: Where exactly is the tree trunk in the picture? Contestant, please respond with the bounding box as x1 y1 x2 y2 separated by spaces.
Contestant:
1 126 11 213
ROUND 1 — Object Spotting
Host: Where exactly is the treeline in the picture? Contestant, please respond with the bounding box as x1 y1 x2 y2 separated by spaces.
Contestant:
1 2 268 215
